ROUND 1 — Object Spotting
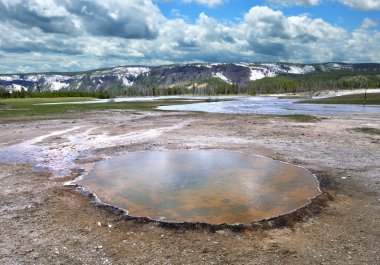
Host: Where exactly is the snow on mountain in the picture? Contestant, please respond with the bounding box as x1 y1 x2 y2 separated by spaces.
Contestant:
122 77 133 87
320 63 353 71
229 63 316 81
248 67 276 81
287 65 315 74
212 72 232 84
1 63 379 93
92 66 150 79
249 68 267 81
209 63 224 67
42 75 72 91
48 81 70 91
0 75 20 82
261 63 315 75
91 66 150 87
6 84 27 92
124 67 150 77
25 75 41 82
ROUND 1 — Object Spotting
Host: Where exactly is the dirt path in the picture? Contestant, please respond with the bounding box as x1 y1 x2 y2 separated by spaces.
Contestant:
0 111 379 264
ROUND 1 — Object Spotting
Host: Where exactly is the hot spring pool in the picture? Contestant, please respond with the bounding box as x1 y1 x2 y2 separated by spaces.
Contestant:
76 150 320 225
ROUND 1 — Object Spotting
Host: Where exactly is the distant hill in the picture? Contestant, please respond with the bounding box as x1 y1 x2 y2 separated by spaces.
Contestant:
1 62 380 96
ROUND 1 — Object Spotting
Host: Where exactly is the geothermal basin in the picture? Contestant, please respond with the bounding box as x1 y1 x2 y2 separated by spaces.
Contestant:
76 150 321 225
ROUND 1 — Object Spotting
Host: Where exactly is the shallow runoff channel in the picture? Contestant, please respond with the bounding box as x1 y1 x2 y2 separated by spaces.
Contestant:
158 96 380 115
34 94 380 115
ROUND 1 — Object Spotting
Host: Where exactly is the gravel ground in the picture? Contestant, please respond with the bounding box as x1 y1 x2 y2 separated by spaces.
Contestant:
0 110 379 264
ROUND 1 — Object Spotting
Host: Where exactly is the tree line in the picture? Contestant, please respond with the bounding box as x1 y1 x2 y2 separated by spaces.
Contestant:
1 76 379 98
117 77 380 96
0 87 110 99
120 83 240 97
245 78 380 95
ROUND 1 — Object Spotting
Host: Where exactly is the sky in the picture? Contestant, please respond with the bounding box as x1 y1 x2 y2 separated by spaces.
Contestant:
0 0 379 73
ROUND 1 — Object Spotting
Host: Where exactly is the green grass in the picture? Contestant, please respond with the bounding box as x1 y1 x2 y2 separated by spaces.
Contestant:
351 127 380 135
283 114 319 122
0 97 203 120
298 93 380 105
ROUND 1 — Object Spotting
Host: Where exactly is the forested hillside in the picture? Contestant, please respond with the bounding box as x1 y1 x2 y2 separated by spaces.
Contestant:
1 63 379 97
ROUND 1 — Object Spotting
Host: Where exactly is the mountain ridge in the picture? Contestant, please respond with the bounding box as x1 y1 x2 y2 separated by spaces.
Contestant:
1 62 380 96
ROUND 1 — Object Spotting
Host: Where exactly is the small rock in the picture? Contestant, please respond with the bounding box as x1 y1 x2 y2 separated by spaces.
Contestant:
97 222 102 226
108 224 113 228
341 177 347 180
216 230 226 236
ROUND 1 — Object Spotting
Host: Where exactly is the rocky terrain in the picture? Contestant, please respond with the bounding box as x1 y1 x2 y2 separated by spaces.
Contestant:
0 109 379 264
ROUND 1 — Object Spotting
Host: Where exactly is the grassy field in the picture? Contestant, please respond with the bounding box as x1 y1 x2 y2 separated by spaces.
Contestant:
0 97 201 120
298 93 380 105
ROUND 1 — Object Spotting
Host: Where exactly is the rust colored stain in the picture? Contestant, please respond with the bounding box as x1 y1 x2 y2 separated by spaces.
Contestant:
77 151 320 225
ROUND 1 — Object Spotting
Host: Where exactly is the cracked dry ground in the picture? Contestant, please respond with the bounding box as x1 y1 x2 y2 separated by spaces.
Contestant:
0 110 379 264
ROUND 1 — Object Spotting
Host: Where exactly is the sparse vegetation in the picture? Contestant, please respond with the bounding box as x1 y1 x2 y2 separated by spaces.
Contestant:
0 97 205 119
298 93 380 105
283 114 319 122
351 127 380 135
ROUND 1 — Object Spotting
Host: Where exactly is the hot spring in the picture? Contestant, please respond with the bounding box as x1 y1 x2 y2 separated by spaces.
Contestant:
76 150 320 225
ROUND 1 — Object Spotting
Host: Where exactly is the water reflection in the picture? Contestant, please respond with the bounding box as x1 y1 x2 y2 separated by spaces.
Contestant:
77 150 320 225
158 96 380 115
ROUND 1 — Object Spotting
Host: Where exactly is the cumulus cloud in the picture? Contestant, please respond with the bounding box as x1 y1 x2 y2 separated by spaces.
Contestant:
140 6 373 64
338 0 380 10
0 21 82 55
0 0 163 39
0 0 79 35
268 0 321 7
181 0 226 8
361 18 378 28
342 26 380 62
137 7 378 63
0 2 379 73
239 6 347 60
65 0 163 39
